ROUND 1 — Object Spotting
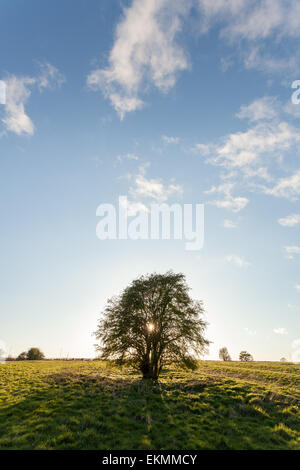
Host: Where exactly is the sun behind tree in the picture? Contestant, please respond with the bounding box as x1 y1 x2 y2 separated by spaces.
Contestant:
95 271 209 380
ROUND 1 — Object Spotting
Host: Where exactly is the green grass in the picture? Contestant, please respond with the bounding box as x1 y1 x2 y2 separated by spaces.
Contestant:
0 360 300 450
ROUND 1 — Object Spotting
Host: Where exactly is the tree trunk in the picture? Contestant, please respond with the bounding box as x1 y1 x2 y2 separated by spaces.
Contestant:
141 359 159 380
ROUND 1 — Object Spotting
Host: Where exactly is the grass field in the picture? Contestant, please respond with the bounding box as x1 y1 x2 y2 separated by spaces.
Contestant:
0 360 299 450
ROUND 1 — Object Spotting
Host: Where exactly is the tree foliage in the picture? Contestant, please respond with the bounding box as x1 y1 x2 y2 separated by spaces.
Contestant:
95 272 209 379
219 347 231 361
27 348 45 360
17 348 45 361
239 351 253 362
16 352 27 361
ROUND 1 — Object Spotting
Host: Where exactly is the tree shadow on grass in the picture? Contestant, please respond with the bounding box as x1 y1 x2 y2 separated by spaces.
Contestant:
0 370 299 450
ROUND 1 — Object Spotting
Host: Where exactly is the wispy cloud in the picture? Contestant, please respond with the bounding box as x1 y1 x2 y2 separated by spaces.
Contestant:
212 121 299 169
87 0 191 119
195 96 299 173
119 197 149 216
284 246 300 255
236 96 278 122
2 76 36 136
130 165 183 202
87 1 300 118
197 0 300 75
1 63 65 136
194 94 300 215
192 143 212 156
223 219 237 228
244 327 257 336
226 254 251 268
278 214 300 227
200 0 300 41
117 153 139 163
273 327 288 335
36 62 65 91
265 171 300 200
162 135 180 144
205 183 249 213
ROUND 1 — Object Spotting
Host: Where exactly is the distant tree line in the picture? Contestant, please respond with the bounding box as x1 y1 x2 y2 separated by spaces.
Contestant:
218 348 288 362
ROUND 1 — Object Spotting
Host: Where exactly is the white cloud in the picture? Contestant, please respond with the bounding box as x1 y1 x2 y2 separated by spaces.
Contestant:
284 246 300 255
162 135 180 144
87 0 191 118
196 96 300 211
237 96 278 122
36 62 65 91
244 327 257 336
266 170 300 200
192 143 212 156
213 121 299 169
243 46 299 76
213 196 249 212
220 56 234 72
197 1 300 75
2 76 36 135
242 166 272 182
278 214 300 227
223 219 237 228
273 327 288 335
117 153 139 163
295 285 300 292
1 63 65 136
119 197 149 216
205 183 249 212
226 254 250 268
87 1 300 117
220 2 293 41
130 165 182 202
284 100 300 118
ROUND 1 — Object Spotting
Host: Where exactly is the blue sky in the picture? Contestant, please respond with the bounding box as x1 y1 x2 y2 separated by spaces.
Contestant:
1 0 300 361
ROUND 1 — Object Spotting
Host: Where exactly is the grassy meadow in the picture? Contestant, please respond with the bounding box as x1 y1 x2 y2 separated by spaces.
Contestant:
0 360 299 450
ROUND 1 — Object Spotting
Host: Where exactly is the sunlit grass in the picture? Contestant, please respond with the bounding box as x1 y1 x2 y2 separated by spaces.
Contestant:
0 360 299 449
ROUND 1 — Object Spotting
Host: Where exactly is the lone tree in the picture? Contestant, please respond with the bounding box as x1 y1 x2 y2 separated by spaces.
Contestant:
26 348 45 360
219 347 231 361
95 272 209 380
239 351 253 362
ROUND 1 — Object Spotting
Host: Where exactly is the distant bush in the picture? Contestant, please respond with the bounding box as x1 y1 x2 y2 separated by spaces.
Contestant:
239 351 253 362
280 357 287 362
